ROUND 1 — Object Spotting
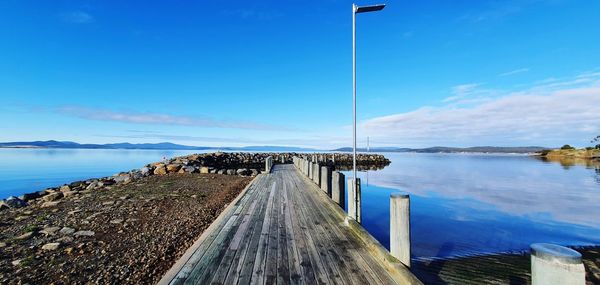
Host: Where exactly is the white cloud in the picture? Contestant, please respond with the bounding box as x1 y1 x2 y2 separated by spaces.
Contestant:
499 68 529 77
61 11 94 24
361 71 600 147
56 106 291 131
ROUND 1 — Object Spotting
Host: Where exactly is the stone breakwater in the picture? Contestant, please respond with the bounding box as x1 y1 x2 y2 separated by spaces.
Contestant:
0 152 390 211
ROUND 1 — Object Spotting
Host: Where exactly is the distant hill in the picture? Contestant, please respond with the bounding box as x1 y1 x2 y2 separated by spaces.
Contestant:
0 140 319 151
332 146 548 154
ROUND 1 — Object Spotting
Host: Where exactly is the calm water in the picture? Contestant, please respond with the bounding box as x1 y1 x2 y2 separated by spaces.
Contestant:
1 149 599 260
0 148 202 198
344 153 600 260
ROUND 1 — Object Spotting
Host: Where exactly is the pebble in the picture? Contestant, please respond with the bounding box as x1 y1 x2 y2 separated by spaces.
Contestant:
15 215 30 221
40 226 61 236
42 242 61 251
59 227 76 235
0 242 6 248
11 259 21 266
110 219 124 224
73 230 95 237
68 209 82 215
41 201 60 208
16 232 34 240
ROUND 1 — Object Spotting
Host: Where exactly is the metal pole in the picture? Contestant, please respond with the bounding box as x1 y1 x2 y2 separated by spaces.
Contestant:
352 4 357 190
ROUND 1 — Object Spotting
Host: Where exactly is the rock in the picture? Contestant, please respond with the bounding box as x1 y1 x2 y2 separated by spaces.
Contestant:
182 166 195 173
110 219 124 224
11 259 21 266
42 242 61 251
5 196 27 208
251 169 259 176
236 168 250 176
102 201 115 206
41 201 60 208
60 227 76 235
43 192 63 202
86 181 99 190
0 201 10 211
68 209 82 215
166 164 182 173
19 192 40 201
16 232 35 240
62 190 77 197
217 169 226 175
227 169 236 175
200 167 210 174
154 165 167 175
56 236 74 243
59 185 71 192
0 242 6 248
73 230 95 237
140 166 152 176
209 169 218 174
14 215 29 221
40 226 61 236
113 174 132 184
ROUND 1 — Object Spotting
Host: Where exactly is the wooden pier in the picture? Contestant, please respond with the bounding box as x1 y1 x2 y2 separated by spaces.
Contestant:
159 164 421 285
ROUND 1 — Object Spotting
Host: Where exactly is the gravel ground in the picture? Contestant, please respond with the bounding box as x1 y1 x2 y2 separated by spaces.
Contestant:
0 173 252 284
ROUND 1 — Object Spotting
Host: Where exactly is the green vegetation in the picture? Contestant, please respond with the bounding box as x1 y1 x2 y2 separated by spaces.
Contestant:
560 144 575 150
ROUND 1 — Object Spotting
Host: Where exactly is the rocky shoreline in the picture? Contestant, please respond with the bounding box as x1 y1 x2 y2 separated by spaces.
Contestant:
0 152 390 211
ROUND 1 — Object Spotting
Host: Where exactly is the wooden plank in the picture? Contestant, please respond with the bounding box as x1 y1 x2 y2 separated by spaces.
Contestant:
282 177 304 285
231 177 274 285
249 180 277 284
264 175 281 284
287 173 347 285
277 174 291 284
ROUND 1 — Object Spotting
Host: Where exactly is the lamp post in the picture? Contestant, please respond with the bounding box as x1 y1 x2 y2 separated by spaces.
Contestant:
352 3 385 220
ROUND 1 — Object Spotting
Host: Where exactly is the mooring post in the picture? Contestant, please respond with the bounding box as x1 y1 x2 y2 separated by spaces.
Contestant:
347 178 361 223
320 166 332 196
313 163 321 187
332 171 345 207
390 193 411 268
530 243 585 285
265 156 273 173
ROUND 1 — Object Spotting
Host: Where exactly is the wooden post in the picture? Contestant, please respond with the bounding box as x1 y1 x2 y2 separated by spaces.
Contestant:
332 171 345 207
347 178 361 223
312 163 321 187
320 166 332 196
265 156 273 173
390 193 411 267
308 162 313 179
531 243 585 285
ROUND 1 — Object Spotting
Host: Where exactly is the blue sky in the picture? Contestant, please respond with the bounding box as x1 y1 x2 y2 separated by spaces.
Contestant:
1 0 599 148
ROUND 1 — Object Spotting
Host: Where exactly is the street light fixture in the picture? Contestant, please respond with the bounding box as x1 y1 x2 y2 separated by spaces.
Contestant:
351 3 385 222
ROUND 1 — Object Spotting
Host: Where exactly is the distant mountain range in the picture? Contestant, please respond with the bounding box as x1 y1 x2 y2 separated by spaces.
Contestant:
0 140 548 154
0 140 318 152
333 146 548 154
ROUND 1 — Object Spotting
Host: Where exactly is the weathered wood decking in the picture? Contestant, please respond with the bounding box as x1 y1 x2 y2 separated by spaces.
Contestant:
160 164 420 285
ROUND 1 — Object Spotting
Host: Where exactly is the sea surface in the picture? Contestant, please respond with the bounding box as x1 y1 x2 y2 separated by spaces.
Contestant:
1 148 599 260
343 153 600 260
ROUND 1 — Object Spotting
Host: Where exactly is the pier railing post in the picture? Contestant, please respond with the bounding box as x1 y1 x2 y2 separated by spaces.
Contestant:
332 171 345 207
313 163 321 187
265 156 273 173
347 178 361 223
530 243 585 285
308 162 313 179
390 193 411 268
320 166 332 196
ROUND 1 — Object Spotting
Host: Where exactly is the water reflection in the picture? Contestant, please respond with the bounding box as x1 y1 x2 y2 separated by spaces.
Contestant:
352 153 600 258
